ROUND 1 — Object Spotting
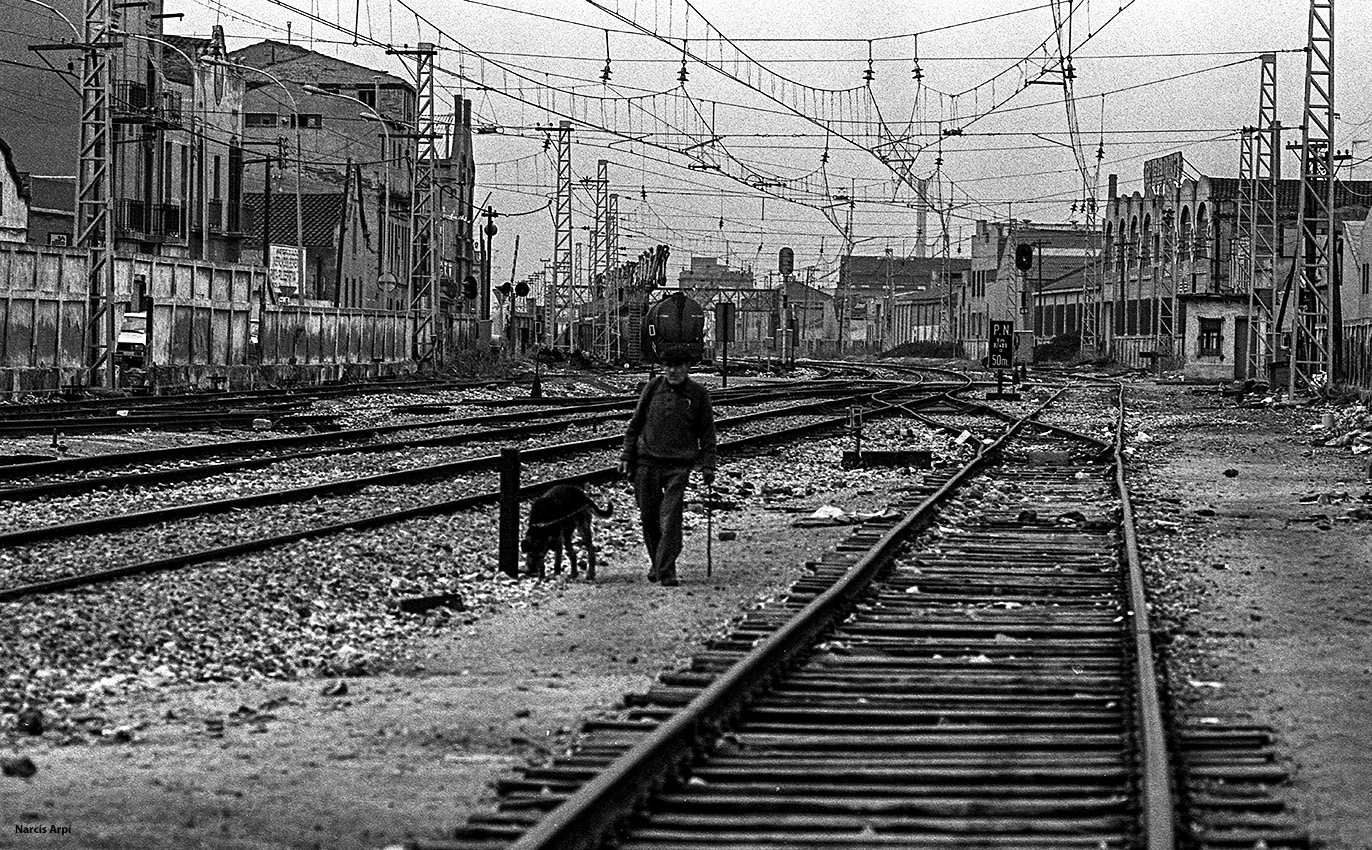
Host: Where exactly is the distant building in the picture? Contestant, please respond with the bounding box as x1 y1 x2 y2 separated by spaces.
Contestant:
678 256 754 289
161 29 249 262
229 41 477 313
961 221 1097 362
779 278 836 354
243 169 373 306
231 41 415 308
0 4 246 259
837 254 969 351
21 176 75 248
0 137 30 243
1104 162 1372 376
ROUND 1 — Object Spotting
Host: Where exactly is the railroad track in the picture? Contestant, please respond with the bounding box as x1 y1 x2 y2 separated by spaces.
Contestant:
0 377 925 496
418 384 1183 850
0 374 965 602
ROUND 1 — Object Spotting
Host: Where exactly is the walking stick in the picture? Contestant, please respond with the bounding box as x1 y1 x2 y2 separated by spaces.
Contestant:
705 480 714 579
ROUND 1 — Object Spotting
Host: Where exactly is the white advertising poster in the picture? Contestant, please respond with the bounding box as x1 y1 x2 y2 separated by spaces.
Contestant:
269 244 302 302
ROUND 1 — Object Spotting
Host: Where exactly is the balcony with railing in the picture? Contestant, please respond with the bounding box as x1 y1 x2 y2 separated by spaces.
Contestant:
113 82 152 123
159 91 183 127
117 200 185 238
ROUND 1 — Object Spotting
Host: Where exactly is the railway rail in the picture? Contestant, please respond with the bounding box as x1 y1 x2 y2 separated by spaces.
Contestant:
0 371 965 602
419 384 1181 850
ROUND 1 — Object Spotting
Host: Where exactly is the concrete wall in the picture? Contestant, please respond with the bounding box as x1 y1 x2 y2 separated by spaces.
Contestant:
0 244 423 395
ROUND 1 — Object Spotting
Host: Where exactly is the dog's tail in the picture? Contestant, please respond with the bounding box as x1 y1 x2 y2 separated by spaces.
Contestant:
588 498 613 519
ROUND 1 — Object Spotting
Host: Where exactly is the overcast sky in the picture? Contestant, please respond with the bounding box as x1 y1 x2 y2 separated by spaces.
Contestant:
168 0 1372 287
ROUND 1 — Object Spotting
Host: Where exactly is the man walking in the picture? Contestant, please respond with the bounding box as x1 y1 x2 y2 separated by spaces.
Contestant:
617 357 717 586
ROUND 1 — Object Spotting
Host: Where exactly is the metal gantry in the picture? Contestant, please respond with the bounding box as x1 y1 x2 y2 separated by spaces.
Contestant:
77 0 117 388
1290 1 1337 391
551 120 572 349
1253 53 1282 381
607 192 620 278
1243 53 1281 381
393 43 440 365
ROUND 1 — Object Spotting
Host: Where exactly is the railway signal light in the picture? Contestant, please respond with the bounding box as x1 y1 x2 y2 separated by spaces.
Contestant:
1015 242 1035 272
462 275 478 300
779 246 794 277
515 279 530 297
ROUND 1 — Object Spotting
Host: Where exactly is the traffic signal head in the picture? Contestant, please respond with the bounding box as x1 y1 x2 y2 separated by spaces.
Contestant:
514 279 530 297
778 246 794 276
495 282 512 299
1014 243 1034 272
462 275 478 300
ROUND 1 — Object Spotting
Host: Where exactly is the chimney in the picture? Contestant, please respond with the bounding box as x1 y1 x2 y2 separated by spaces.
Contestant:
463 98 471 128
1108 173 1118 200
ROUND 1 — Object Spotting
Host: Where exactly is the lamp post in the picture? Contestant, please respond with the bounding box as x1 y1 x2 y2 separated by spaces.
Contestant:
302 84 396 297
209 59 304 297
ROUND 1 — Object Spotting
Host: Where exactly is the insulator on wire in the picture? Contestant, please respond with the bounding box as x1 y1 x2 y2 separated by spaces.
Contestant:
601 29 612 83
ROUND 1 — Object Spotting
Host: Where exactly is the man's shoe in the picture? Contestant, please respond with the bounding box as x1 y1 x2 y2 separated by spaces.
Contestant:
646 571 659 583
659 576 679 587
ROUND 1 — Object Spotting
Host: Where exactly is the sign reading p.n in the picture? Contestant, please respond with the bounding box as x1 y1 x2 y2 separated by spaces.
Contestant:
989 320 1014 369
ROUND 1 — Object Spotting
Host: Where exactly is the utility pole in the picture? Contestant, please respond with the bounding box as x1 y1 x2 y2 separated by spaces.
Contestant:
40 0 120 388
1289 1 1337 392
883 247 894 351
1245 53 1280 381
549 120 572 350
838 199 855 354
390 42 440 367
596 160 610 278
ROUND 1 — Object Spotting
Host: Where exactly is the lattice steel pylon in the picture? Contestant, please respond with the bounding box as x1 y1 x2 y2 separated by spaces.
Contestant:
551 120 573 349
607 192 620 277
1289 2 1336 392
1248 53 1281 381
78 0 117 388
392 43 439 365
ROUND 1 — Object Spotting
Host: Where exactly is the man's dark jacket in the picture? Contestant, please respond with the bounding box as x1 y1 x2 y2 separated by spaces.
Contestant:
619 376 718 473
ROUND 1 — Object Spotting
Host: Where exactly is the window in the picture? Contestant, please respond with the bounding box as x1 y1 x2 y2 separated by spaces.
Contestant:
245 112 279 127
1198 318 1224 356
1362 263 1369 295
290 113 323 129
358 87 376 109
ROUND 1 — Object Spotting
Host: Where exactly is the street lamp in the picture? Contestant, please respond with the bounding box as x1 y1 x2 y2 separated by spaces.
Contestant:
302 83 397 295
206 59 304 297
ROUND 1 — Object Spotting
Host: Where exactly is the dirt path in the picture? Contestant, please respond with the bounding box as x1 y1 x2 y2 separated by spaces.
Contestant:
1130 384 1372 849
1 485 889 849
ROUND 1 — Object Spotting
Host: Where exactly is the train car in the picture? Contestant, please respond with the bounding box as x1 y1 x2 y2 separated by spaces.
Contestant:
643 292 706 363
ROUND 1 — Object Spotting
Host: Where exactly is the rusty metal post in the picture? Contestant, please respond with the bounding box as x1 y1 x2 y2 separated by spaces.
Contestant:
499 447 521 577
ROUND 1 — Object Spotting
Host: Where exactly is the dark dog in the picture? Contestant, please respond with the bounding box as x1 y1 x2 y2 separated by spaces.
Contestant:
521 484 613 581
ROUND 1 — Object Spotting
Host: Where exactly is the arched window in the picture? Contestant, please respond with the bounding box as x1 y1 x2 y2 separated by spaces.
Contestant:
1195 204 1209 259
1129 215 1139 264
1105 221 1115 268
1179 206 1192 256
1142 213 1153 266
